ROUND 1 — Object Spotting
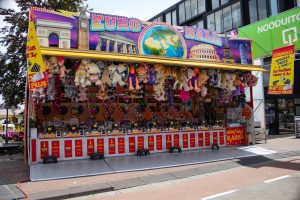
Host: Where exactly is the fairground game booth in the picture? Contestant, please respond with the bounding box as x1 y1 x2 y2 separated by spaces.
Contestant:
25 7 266 164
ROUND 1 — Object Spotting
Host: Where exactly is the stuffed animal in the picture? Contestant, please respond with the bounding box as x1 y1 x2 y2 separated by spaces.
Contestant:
128 66 141 91
221 72 231 90
32 87 46 102
85 62 102 86
197 71 209 91
47 56 60 78
64 77 77 100
188 68 201 92
243 72 258 87
74 59 89 87
47 77 56 100
101 67 113 87
154 89 167 101
179 89 190 101
148 66 156 85
77 87 88 102
136 63 148 83
110 64 128 87
58 56 66 78
228 73 237 91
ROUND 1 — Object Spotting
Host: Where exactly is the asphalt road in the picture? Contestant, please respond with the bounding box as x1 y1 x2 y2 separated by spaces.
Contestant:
71 156 300 200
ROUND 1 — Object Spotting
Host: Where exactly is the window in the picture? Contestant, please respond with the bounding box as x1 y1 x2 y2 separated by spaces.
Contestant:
49 32 59 47
298 0 300 6
197 20 204 29
191 0 198 17
179 2 185 23
185 0 192 19
212 0 220 10
248 0 258 23
232 2 241 28
221 0 229 5
270 0 278 16
207 13 215 31
223 6 232 31
166 12 172 25
215 10 223 33
198 0 206 14
257 0 267 20
172 10 177 25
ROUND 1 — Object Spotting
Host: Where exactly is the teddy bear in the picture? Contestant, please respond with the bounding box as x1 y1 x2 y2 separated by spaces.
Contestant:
154 89 166 101
221 72 231 90
136 63 148 84
228 73 237 91
85 62 102 86
148 66 156 85
197 71 209 91
57 56 66 78
187 68 201 92
243 72 258 87
128 65 141 91
101 67 113 88
74 59 89 87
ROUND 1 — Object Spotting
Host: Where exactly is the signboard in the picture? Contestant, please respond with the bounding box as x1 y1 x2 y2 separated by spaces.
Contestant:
64 140 72 158
190 133 195 148
238 7 300 59
75 140 83 157
205 132 210 147
198 132 204 147
129 137 136 153
51 140 60 158
182 134 188 148
108 138 116 154
118 137 125 154
87 139 94 156
166 134 172 149
148 135 154 151
97 138 104 153
213 132 218 144
40 141 48 159
226 127 246 145
219 131 225 145
137 136 144 150
173 134 180 147
268 45 295 95
26 10 48 90
31 139 37 162
32 7 253 64
156 135 163 150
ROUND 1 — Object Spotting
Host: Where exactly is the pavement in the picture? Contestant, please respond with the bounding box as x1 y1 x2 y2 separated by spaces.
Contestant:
0 134 299 200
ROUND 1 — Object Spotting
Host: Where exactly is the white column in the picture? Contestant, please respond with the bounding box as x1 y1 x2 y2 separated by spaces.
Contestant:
114 41 118 52
128 45 133 54
106 40 110 51
123 43 127 53
132 45 136 54
96 37 102 51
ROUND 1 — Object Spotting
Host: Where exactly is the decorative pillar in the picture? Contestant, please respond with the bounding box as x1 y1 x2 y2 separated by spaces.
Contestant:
114 41 118 52
128 45 133 54
106 40 110 52
123 44 127 53
96 37 102 51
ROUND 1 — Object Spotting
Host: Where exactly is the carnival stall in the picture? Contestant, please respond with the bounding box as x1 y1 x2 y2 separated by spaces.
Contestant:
26 7 265 163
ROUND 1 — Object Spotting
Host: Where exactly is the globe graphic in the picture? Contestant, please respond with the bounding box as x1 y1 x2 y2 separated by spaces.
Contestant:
139 24 186 58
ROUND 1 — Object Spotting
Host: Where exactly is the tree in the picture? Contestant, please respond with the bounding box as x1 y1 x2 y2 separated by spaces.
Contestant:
0 0 86 108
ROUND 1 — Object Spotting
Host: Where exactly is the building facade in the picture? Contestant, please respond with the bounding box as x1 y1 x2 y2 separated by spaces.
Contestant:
149 0 299 34
150 0 300 135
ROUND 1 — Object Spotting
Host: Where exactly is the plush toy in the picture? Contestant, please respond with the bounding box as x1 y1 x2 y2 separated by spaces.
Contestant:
148 66 156 85
58 56 66 78
228 73 237 91
197 71 209 93
179 89 190 101
64 77 77 100
77 87 88 102
47 56 60 78
101 67 113 87
110 64 128 87
85 62 102 86
188 68 201 92
154 89 167 101
221 72 231 90
128 66 141 91
74 59 89 87
243 72 258 87
232 75 242 96
47 77 56 100
97 88 109 101
32 87 46 102
136 63 148 84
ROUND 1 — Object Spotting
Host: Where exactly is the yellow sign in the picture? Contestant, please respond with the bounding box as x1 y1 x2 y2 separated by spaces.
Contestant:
268 45 295 95
26 10 47 90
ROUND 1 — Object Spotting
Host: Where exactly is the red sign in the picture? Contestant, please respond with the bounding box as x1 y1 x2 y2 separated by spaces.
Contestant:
148 135 154 151
156 135 162 150
205 132 210 147
96 138 104 153
173 134 180 147
129 137 136 153
182 134 188 148
138 136 144 150
64 140 72 158
198 132 204 147
166 134 172 149
75 140 83 157
213 132 218 144
190 133 195 148
219 131 225 145
51 140 60 158
118 137 125 154
108 138 116 154
226 127 246 145
87 139 95 156
31 139 37 162
40 141 49 159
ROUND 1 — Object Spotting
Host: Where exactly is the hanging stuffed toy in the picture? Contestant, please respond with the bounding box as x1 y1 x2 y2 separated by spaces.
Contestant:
110 64 128 87
58 56 66 78
85 62 102 86
243 72 258 87
32 87 46 102
77 87 88 102
128 65 140 91
47 56 60 78
197 71 209 97
46 76 56 101
148 65 156 85
136 63 149 84
74 59 89 87
63 77 77 100
188 68 201 92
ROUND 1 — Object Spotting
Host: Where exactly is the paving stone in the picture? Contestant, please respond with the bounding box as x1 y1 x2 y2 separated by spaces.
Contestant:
171 168 200 179
0 184 25 200
139 173 177 184
108 178 144 190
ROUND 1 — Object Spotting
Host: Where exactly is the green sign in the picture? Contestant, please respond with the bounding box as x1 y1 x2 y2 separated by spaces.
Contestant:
238 7 300 59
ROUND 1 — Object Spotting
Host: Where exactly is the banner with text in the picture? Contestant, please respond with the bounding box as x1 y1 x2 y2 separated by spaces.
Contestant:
268 45 295 95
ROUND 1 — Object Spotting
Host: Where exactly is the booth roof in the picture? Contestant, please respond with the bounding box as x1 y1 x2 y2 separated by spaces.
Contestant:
41 48 267 72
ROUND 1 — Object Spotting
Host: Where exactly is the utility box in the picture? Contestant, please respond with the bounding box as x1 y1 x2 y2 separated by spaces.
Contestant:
294 116 300 138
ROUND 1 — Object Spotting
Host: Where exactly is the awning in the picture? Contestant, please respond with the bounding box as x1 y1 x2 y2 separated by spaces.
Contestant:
40 48 267 72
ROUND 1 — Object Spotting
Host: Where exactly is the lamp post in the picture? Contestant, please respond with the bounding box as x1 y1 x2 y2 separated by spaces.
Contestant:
5 105 8 144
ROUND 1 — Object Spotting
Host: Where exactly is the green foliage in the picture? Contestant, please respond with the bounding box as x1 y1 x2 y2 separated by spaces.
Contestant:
0 0 86 108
